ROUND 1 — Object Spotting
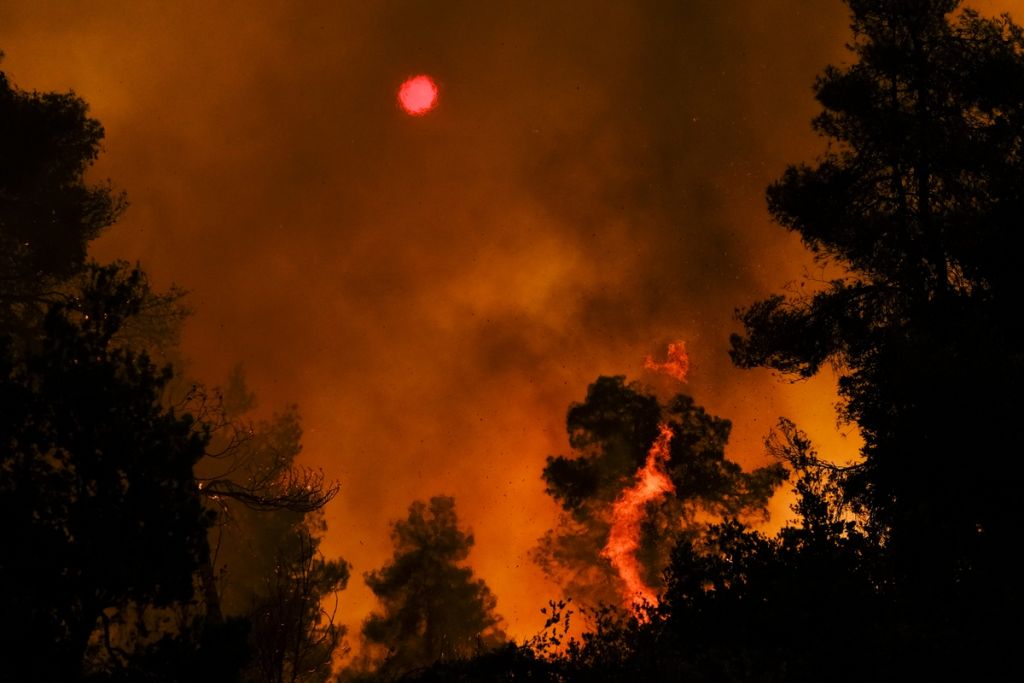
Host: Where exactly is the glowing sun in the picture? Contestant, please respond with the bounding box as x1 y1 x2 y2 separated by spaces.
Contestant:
398 75 439 116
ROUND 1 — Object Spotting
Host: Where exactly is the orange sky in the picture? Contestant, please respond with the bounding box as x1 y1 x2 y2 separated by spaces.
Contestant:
4 0 1020 646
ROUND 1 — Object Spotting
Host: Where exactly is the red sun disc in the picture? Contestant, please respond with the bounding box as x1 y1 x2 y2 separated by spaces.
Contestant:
398 75 439 116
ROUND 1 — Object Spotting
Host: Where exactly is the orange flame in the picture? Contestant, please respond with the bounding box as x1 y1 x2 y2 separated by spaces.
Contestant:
601 422 675 608
644 340 690 383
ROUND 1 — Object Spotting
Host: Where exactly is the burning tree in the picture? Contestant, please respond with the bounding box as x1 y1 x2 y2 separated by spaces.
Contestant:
533 376 786 610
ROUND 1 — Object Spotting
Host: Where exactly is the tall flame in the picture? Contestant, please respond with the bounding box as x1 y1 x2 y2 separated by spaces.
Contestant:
601 422 675 608
644 340 690 382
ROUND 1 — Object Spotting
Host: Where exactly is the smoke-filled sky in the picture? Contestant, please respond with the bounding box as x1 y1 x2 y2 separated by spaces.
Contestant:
3 0 1019 642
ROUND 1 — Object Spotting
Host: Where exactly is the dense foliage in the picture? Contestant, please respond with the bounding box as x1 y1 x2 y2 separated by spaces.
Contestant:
730 0 1023 669
0 265 212 680
0 65 124 328
0 59 347 682
535 376 785 607
352 497 506 679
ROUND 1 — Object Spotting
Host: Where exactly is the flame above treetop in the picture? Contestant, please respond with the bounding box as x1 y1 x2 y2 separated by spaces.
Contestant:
644 341 690 383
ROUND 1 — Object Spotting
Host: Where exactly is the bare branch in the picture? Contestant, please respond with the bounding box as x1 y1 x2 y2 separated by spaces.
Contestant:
200 467 339 513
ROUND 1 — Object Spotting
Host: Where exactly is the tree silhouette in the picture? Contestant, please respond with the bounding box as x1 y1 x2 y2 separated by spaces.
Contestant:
0 59 124 328
194 382 350 683
534 376 785 607
0 61 349 682
245 514 350 683
729 0 1023 672
528 419 883 683
357 496 505 678
415 421 881 682
0 264 212 680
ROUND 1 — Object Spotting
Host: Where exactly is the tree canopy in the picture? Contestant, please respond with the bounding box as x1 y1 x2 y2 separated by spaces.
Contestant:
0 264 212 680
535 376 785 607
358 496 505 678
0 62 124 326
725 0 1023 674
0 62 347 682
730 0 1024 592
